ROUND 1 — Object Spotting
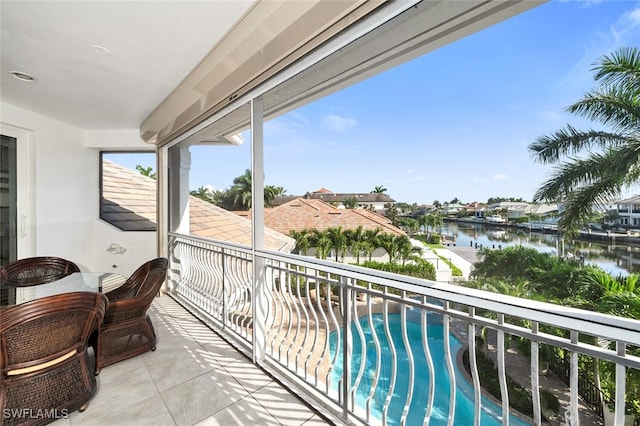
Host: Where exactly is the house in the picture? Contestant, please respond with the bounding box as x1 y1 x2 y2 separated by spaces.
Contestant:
441 203 465 216
238 197 404 262
3 2 637 426
272 188 396 213
614 195 640 228
264 198 404 237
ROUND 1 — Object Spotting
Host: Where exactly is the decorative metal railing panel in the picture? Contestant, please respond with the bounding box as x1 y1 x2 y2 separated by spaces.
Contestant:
167 233 640 426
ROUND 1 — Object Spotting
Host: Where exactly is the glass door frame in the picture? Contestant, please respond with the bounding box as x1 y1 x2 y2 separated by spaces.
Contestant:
0 123 35 260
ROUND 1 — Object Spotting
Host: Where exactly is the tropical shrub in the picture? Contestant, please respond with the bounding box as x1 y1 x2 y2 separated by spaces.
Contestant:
359 260 436 281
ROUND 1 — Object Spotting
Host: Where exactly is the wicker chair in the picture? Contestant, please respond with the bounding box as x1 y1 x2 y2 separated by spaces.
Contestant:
95 257 168 374
0 292 108 426
0 257 80 287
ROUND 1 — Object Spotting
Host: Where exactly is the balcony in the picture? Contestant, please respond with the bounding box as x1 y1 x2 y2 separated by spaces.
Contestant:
159 233 640 426
51 295 324 426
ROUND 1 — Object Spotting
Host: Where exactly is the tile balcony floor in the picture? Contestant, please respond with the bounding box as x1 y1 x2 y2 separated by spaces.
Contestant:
52 295 330 426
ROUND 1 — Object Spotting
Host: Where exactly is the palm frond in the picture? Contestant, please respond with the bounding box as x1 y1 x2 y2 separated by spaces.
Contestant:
529 126 627 164
534 143 640 231
592 47 640 91
566 86 640 133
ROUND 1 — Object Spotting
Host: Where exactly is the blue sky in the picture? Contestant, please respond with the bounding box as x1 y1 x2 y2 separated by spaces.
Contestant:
120 0 640 205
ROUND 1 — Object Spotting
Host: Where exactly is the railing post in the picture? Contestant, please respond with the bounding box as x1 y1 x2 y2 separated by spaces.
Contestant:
342 276 351 419
221 248 227 329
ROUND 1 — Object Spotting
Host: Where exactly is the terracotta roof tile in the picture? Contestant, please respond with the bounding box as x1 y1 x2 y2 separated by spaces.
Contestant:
261 198 405 235
102 160 294 252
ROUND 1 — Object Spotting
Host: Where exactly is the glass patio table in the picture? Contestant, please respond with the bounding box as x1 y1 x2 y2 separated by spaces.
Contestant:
0 272 126 307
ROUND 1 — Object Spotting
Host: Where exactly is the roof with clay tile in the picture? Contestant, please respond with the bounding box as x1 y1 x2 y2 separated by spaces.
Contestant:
262 198 405 236
101 160 294 252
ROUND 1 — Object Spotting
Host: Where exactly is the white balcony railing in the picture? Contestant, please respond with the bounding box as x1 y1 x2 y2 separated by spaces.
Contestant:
167 232 640 426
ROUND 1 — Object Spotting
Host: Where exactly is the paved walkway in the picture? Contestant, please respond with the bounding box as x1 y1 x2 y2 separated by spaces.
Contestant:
411 239 478 282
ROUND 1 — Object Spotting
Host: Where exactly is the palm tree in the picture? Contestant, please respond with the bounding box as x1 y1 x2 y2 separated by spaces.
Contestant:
346 226 367 263
431 213 444 235
228 169 253 210
135 165 156 179
289 230 311 256
372 185 387 194
327 226 347 262
363 228 382 261
396 235 421 265
310 229 331 260
225 169 285 210
377 233 399 263
529 47 640 233
190 186 214 203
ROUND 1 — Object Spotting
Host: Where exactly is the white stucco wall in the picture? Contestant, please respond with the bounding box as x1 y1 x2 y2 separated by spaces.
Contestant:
1 102 156 276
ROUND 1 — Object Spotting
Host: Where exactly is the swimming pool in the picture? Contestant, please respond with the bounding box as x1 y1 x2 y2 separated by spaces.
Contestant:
329 313 531 426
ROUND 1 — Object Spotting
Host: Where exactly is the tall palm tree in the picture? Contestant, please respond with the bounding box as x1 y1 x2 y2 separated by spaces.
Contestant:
363 228 382 261
310 229 331 260
372 185 387 194
226 169 285 210
428 213 444 235
377 233 399 263
346 226 367 263
529 47 640 232
327 226 347 262
229 169 253 210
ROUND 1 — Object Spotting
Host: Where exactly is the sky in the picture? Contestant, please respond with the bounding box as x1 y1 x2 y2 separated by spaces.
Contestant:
117 0 640 206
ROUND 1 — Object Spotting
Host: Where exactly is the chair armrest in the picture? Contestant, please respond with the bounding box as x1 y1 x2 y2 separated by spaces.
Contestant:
102 296 152 324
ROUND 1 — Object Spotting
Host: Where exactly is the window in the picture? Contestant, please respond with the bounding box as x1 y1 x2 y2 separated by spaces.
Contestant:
100 152 156 231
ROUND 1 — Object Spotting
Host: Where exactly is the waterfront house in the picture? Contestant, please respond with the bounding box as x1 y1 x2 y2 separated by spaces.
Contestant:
614 195 640 228
441 203 465 217
272 188 396 214
3 1 639 425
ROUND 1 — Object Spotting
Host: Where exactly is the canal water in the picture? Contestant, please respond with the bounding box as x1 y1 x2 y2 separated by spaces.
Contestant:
440 221 640 277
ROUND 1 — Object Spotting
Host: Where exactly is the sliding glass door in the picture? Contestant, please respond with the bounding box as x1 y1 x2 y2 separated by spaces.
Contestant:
0 134 17 267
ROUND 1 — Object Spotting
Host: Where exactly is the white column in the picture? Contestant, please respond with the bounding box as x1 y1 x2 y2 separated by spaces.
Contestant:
167 145 191 234
251 98 266 363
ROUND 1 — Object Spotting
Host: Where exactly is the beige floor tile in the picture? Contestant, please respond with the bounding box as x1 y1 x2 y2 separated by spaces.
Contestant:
302 415 332 425
251 382 318 426
201 340 247 366
69 394 175 426
160 368 249 426
88 364 159 415
221 358 274 393
143 344 218 392
193 395 280 426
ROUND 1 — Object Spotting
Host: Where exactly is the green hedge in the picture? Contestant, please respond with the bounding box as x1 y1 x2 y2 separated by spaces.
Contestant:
359 260 436 281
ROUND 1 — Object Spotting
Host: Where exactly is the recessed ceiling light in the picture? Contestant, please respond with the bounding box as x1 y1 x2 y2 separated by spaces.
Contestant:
91 45 112 55
9 71 37 82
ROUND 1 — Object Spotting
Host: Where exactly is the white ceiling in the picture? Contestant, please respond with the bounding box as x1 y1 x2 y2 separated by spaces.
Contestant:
0 1 255 130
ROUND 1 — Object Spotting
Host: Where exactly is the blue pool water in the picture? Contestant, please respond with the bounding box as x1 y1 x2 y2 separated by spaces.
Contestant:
329 314 531 426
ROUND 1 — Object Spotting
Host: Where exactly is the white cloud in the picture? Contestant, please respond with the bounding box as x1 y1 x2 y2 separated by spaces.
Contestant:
492 173 509 181
322 114 357 132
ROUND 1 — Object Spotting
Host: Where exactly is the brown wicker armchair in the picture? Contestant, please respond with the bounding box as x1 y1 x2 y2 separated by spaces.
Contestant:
0 292 108 426
95 257 168 374
0 257 80 287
